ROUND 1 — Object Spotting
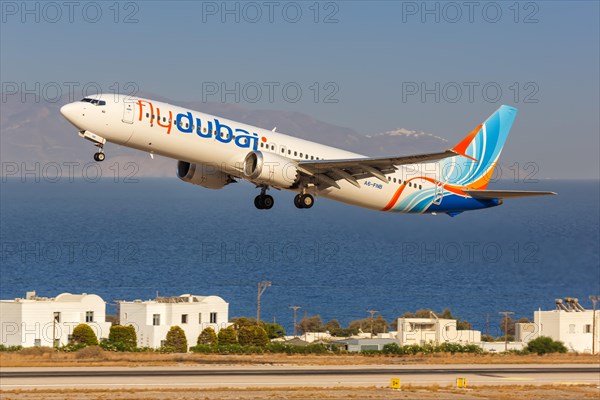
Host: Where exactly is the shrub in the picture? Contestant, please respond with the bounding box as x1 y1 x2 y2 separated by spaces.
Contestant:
252 326 270 347
197 327 218 346
190 344 217 353
382 343 401 354
74 345 105 359
107 325 137 351
237 326 255 346
71 324 99 346
261 322 286 339
59 343 86 352
238 326 269 347
0 344 23 352
19 346 53 355
164 326 188 353
217 326 238 345
526 336 568 355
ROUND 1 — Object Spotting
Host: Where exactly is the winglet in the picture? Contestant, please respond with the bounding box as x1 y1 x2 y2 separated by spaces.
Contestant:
452 124 482 162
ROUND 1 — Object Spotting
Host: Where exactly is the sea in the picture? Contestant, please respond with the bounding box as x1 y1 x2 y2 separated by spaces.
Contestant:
1 178 598 337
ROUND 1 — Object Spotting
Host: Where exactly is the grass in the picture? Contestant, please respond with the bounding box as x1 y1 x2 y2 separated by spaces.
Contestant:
1 349 599 367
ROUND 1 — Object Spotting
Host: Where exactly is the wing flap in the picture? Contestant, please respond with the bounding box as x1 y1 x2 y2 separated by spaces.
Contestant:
465 190 557 199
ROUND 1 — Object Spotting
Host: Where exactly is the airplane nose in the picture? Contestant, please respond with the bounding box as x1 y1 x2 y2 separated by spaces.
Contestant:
60 103 79 126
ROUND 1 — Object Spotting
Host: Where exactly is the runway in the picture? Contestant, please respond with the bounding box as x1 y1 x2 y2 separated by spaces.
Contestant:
2 364 599 389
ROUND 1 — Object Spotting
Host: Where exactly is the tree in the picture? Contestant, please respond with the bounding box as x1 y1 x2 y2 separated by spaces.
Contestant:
231 317 257 330
297 315 324 334
108 325 137 350
347 316 388 335
237 326 270 347
71 324 98 346
197 327 218 346
164 326 188 352
237 326 255 346
251 326 270 347
217 326 238 345
500 316 530 336
526 336 568 355
261 322 285 339
324 319 343 336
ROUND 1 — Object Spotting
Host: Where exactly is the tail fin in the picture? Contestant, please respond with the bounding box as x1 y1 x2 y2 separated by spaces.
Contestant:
444 105 517 190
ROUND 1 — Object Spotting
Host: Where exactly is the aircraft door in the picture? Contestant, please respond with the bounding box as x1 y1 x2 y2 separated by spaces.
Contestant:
122 101 135 124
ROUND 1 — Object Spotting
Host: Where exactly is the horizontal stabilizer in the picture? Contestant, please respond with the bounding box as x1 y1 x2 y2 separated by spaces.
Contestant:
465 190 557 199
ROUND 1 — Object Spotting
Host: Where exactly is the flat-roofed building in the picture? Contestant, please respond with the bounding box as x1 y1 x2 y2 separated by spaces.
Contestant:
119 294 229 349
518 298 600 353
0 291 110 347
397 317 481 346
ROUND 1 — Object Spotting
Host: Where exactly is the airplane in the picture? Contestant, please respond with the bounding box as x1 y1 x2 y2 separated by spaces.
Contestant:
60 95 555 215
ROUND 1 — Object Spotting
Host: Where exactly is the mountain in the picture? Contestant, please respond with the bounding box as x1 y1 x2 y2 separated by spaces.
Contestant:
0 93 449 177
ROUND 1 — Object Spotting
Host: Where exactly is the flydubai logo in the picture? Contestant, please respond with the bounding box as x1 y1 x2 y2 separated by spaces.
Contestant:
137 99 264 150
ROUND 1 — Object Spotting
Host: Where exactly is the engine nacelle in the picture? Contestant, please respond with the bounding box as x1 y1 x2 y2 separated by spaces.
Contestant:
177 161 235 190
243 151 299 188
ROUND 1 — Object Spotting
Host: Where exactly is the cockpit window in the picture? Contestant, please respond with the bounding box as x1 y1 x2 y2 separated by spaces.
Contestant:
80 98 106 106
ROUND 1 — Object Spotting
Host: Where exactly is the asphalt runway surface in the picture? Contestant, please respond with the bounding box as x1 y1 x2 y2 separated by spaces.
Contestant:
1 364 599 389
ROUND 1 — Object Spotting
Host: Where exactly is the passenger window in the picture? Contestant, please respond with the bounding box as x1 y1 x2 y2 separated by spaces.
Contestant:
271 145 275 150
393 178 397 183
311 156 314 160
146 113 149 118
299 153 303 158
294 151 297 156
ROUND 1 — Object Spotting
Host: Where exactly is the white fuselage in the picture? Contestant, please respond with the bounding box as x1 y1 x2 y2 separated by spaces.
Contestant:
60 95 446 213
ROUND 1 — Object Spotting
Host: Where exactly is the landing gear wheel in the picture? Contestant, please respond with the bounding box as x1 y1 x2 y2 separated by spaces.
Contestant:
262 195 274 209
300 194 314 209
93 152 105 162
254 195 264 209
294 194 303 209
295 194 314 209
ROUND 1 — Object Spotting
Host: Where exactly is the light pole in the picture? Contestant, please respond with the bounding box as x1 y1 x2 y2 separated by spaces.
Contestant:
367 309 378 338
589 296 599 355
499 311 514 352
256 281 271 324
289 305 301 337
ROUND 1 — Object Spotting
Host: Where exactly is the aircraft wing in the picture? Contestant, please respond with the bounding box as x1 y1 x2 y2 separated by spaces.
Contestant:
296 150 458 189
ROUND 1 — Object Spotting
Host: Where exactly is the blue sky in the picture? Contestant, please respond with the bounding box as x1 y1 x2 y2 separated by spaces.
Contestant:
1 1 598 178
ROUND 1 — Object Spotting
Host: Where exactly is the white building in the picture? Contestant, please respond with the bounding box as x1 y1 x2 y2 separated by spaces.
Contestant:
397 317 481 346
517 298 600 353
119 294 229 349
0 291 111 347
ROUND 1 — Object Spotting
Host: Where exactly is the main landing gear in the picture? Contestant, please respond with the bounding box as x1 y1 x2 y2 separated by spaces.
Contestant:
294 193 314 209
254 187 274 210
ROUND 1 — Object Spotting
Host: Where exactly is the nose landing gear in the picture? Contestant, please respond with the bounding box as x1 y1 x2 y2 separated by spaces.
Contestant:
93 150 105 162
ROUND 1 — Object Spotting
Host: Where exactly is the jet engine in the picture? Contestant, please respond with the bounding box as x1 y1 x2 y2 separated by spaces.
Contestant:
243 151 299 188
176 161 235 190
